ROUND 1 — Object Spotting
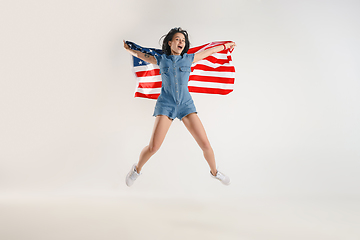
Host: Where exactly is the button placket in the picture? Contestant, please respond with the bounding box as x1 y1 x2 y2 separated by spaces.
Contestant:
175 70 179 104
173 63 179 104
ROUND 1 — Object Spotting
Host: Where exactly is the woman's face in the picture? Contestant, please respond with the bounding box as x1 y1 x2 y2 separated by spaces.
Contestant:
168 32 186 55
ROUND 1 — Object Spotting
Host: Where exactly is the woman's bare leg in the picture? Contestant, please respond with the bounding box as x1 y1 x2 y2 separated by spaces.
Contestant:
182 113 217 175
136 115 173 173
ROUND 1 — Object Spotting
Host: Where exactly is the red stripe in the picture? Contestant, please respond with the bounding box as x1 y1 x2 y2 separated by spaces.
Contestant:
135 69 160 77
204 55 232 65
187 41 232 54
189 75 235 84
192 64 235 72
134 92 160 99
188 86 233 95
187 44 210 54
138 82 162 88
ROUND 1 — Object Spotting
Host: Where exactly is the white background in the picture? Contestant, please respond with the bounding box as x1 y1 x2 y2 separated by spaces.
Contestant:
1 1 360 239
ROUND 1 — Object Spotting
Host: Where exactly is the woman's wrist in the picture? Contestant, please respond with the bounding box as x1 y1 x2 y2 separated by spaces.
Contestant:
127 49 137 57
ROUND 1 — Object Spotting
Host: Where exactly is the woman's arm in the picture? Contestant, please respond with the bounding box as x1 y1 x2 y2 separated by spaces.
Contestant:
193 41 236 63
123 40 157 65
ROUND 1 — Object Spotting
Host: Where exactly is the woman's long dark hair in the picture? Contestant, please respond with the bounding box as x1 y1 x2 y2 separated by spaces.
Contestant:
160 27 190 56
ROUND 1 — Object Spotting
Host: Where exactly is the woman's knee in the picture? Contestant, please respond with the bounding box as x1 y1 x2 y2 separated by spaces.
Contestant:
201 141 213 152
148 142 161 154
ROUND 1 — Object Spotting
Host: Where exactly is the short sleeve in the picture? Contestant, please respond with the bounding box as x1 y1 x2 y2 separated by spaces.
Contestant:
186 53 194 64
154 54 163 65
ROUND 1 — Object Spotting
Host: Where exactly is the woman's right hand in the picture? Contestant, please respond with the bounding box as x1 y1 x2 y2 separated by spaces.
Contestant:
123 40 131 51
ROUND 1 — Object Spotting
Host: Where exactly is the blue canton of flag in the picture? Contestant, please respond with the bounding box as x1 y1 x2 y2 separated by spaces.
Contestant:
133 56 150 67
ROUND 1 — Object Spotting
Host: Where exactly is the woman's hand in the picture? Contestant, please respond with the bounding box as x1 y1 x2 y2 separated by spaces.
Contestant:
224 41 236 50
123 40 131 51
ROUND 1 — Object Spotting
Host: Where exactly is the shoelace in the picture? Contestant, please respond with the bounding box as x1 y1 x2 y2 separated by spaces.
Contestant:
216 172 225 181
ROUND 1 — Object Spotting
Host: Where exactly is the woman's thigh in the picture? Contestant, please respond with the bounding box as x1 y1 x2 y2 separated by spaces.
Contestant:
182 113 211 150
149 115 173 150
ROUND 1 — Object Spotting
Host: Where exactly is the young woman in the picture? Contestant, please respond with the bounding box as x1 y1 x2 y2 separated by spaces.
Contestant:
124 27 235 187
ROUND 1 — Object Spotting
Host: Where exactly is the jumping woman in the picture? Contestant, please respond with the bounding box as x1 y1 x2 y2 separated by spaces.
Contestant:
124 27 236 187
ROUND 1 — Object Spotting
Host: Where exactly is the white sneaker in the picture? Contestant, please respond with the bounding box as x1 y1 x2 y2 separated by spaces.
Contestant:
126 164 141 187
211 170 230 185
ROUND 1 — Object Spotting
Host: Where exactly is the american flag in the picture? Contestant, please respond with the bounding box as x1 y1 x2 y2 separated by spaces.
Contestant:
127 41 235 99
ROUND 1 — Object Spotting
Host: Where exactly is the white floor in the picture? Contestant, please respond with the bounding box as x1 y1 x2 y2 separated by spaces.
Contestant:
1 193 359 240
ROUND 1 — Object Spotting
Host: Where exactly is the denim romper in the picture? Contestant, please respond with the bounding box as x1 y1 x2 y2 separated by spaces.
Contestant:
153 53 197 120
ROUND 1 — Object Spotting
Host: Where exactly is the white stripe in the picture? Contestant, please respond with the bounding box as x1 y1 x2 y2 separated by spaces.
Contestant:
134 64 159 72
211 52 230 59
188 81 234 90
137 88 161 94
191 70 235 78
137 75 162 82
192 59 233 68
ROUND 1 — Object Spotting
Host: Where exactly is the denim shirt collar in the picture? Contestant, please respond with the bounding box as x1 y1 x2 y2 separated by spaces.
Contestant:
167 54 184 62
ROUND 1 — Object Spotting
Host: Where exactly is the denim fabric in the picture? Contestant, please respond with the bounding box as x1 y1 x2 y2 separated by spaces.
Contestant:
153 53 197 120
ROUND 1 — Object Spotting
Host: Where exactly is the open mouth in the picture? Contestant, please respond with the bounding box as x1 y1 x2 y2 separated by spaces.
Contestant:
178 46 183 50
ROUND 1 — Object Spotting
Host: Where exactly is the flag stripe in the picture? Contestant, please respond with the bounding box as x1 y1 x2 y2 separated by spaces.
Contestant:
188 81 234 89
195 59 234 68
136 69 160 77
191 69 235 78
137 87 161 94
191 64 235 73
135 92 160 99
187 41 232 54
188 86 233 95
138 81 162 88
189 75 235 84
203 55 231 65
208 52 231 59
137 76 162 82
134 65 159 72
